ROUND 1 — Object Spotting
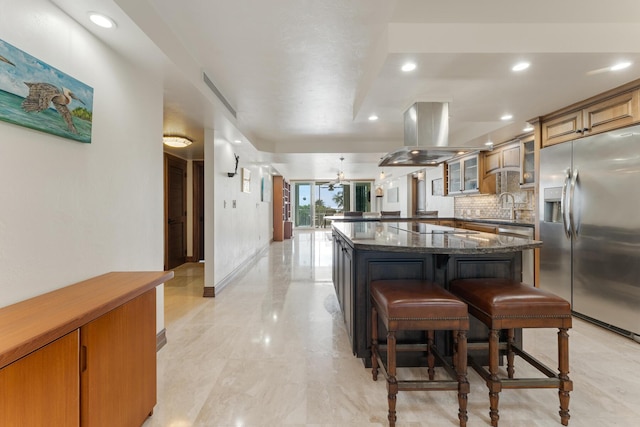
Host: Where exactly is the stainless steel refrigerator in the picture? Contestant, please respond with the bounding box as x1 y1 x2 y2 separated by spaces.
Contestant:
540 125 640 340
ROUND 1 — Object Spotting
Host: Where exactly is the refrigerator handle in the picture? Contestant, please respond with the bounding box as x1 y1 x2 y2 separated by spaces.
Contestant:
569 168 579 237
561 168 571 238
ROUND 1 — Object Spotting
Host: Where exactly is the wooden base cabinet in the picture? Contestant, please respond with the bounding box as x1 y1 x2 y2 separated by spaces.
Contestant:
0 272 172 427
81 290 156 427
0 331 80 427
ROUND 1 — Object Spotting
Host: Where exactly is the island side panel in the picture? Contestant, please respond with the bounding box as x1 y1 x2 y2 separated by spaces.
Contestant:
354 249 436 360
446 252 523 354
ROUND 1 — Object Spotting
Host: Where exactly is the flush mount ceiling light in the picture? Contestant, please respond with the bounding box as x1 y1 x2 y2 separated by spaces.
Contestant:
501 114 513 121
88 12 116 29
512 61 530 71
163 135 193 148
401 62 417 72
610 61 632 71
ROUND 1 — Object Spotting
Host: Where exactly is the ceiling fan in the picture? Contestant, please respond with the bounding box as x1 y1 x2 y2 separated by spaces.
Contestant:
326 156 350 190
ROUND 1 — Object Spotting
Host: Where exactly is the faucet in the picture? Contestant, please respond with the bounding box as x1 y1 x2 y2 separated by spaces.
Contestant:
498 192 516 220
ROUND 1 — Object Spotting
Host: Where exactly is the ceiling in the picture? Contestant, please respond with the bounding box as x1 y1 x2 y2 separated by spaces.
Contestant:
52 0 640 181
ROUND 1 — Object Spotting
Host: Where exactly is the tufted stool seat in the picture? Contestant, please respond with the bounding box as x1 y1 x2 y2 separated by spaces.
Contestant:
370 280 470 427
449 278 572 427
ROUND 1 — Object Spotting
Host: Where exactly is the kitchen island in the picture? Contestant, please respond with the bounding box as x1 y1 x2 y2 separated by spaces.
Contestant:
331 221 542 365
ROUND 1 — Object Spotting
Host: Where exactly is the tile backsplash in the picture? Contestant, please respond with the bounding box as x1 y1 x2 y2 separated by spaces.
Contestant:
454 171 535 222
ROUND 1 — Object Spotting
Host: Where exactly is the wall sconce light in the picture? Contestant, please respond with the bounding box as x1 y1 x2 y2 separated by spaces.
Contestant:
375 186 384 197
416 170 425 181
227 153 240 177
163 135 193 148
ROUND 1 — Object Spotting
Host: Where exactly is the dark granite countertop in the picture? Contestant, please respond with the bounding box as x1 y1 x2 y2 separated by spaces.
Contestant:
332 221 541 254
326 215 534 228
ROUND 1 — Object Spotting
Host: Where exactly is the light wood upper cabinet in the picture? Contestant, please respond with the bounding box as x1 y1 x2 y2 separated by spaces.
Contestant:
541 109 583 147
447 153 495 196
482 142 520 176
502 144 521 169
542 89 640 147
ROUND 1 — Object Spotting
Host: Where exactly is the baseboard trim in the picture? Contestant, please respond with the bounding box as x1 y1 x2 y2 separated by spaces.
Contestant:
156 328 167 351
209 244 270 296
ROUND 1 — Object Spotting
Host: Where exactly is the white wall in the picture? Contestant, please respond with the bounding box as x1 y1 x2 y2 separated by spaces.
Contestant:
377 175 409 216
204 128 272 291
0 1 165 329
424 165 454 217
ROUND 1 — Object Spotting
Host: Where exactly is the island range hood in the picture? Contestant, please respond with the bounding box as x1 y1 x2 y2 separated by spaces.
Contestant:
379 102 485 167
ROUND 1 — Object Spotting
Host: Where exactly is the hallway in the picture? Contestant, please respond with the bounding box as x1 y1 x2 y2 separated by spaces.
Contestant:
145 230 640 426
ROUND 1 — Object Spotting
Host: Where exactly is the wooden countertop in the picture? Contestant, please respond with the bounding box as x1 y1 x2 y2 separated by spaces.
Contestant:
0 271 174 369
332 221 541 254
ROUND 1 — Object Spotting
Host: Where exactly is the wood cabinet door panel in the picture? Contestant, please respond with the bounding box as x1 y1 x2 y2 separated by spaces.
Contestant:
502 145 520 169
80 290 156 427
484 150 501 174
542 110 582 147
583 90 640 135
0 331 79 427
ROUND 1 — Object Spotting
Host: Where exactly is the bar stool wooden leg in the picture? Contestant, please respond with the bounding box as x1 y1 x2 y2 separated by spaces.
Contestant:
371 306 379 381
558 327 572 426
488 329 501 427
507 329 515 379
387 330 398 426
456 330 469 427
427 330 435 380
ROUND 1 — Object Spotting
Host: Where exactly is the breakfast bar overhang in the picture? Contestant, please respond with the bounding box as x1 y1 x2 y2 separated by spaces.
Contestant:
331 221 542 366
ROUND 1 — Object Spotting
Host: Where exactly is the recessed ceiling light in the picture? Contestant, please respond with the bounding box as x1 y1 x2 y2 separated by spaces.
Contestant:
610 61 632 71
233 139 242 144
410 150 420 154
512 62 530 71
501 114 513 121
368 114 379 121
401 62 416 72
88 12 116 29
484 141 494 146
523 124 534 132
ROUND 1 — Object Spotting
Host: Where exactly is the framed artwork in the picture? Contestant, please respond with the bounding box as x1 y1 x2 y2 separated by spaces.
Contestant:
432 178 444 196
261 176 271 202
387 187 399 203
0 38 94 143
242 167 251 193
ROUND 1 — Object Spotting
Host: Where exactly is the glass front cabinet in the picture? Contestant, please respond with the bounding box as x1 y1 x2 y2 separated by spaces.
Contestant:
447 154 480 195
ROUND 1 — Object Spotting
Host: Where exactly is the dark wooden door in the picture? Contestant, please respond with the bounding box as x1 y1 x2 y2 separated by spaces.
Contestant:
192 161 205 262
165 154 187 270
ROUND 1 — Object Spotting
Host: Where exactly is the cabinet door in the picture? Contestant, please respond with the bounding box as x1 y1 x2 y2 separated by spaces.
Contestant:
81 290 156 427
502 145 520 169
542 110 582 147
0 331 79 427
448 161 461 194
484 150 501 175
462 156 479 191
583 90 640 136
342 246 354 344
520 137 535 187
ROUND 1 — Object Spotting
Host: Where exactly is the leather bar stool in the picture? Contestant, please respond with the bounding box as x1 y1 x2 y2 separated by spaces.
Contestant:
370 279 470 427
449 278 572 427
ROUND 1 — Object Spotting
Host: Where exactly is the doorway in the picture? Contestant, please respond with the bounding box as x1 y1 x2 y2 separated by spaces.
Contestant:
192 161 205 262
165 154 187 270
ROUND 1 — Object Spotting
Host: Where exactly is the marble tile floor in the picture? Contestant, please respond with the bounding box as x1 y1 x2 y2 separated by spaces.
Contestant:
144 230 640 427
